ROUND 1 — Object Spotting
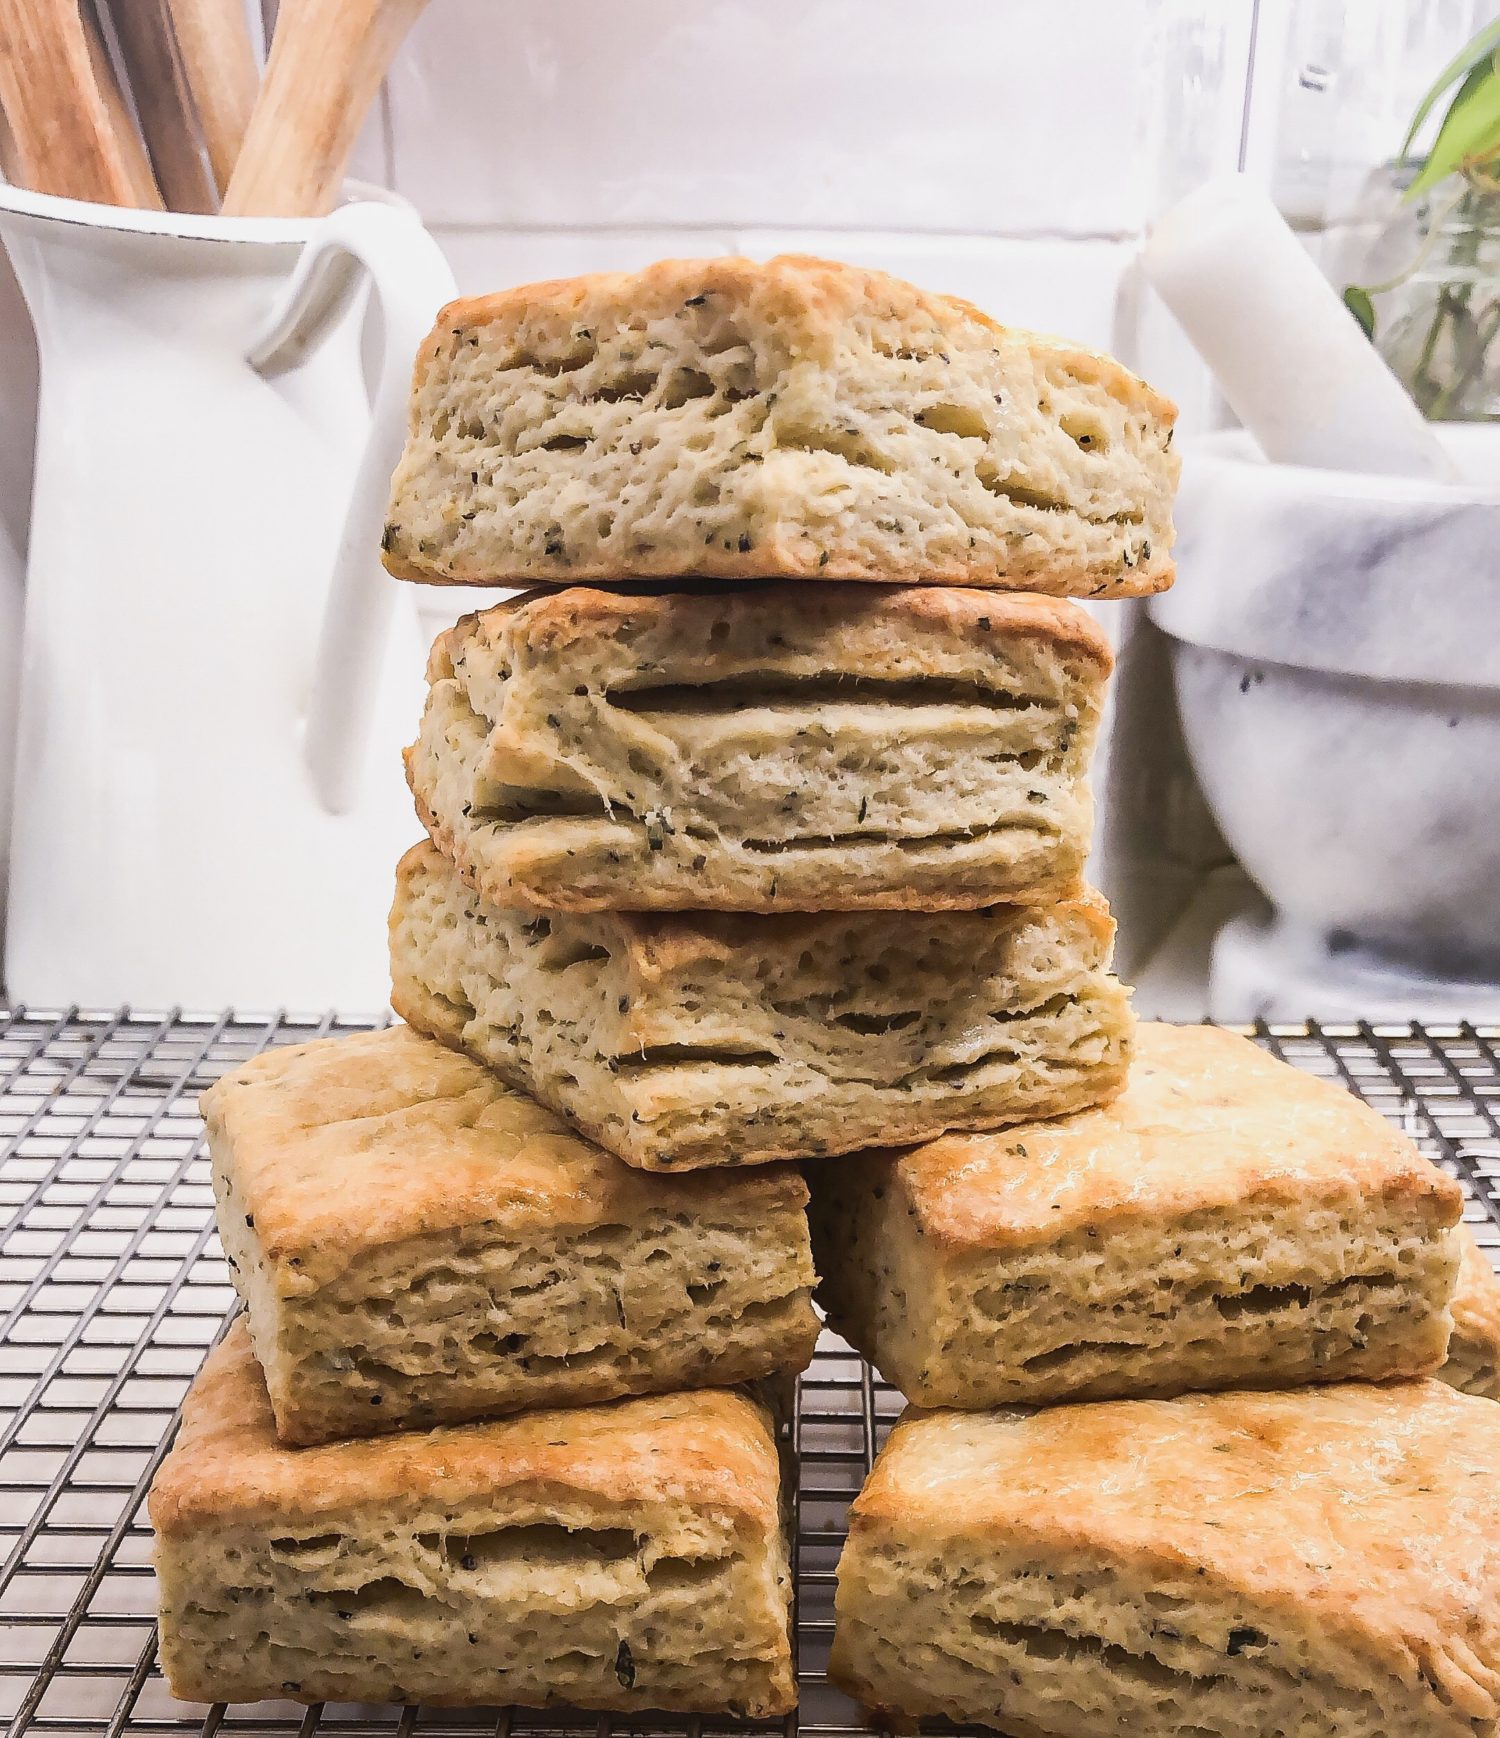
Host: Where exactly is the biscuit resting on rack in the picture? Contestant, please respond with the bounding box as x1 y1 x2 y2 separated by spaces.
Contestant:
150 1322 796 1715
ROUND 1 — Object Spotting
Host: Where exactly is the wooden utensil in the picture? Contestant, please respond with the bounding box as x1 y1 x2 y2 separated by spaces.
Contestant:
163 0 258 194
80 2 166 205
0 102 21 184
0 0 163 207
223 0 429 217
104 0 216 212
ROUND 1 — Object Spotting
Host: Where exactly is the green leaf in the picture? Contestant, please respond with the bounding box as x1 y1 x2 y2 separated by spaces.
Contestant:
1342 285 1377 340
1405 55 1500 200
1402 16 1500 158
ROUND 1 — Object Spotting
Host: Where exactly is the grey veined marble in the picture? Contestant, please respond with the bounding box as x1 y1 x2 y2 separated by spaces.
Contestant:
1151 427 1500 1017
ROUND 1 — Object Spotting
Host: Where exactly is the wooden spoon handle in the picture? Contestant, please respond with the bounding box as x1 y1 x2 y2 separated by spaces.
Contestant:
0 100 21 184
80 0 165 206
103 0 216 212
0 0 163 207
82 5 168 207
162 0 258 194
223 0 429 217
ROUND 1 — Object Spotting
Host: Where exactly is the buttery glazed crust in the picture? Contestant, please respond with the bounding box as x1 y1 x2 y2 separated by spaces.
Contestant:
428 579 1118 666
835 1383 1500 1732
203 1024 808 1293
383 253 1177 596
890 1022 1462 1251
149 1321 781 1539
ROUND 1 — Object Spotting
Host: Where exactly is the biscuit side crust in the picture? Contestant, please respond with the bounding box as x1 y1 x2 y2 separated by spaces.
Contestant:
216 1149 817 1444
813 1172 1458 1408
889 1022 1464 1251
408 584 1108 912
1442 1226 1500 1401
150 1324 794 1715
389 839 1133 1170
834 1538 1470 1737
831 1385 1500 1736
382 254 1177 596
203 1026 817 1440
810 1020 1464 1406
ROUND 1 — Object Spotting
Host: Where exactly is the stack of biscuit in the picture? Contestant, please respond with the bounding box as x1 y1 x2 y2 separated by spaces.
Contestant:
146 255 1500 1736
813 1036 1500 1731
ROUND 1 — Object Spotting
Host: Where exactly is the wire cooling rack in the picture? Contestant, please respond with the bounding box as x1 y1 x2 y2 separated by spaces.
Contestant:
0 1009 1497 1738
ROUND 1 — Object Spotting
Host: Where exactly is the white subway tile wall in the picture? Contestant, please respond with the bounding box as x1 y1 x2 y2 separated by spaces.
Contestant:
384 2 1168 236
427 226 741 295
374 1 1253 333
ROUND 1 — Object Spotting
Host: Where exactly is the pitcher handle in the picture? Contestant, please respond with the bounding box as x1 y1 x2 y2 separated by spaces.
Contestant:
247 200 457 814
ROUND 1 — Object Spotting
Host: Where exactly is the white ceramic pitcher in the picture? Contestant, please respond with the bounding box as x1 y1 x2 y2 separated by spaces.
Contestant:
0 183 457 1011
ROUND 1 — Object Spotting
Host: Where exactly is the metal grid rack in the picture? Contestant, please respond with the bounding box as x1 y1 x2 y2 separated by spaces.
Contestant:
0 1009 1497 1738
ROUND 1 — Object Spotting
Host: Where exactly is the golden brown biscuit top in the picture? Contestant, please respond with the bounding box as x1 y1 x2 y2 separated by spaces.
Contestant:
616 888 1115 985
886 1022 1459 1250
423 253 1176 426
202 1025 806 1294
394 840 1115 989
429 582 1115 680
856 1382 1500 1720
149 1320 782 1538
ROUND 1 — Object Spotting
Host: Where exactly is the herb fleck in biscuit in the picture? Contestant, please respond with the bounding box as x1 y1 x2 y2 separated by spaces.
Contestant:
811 1022 1462 1407
389 839 1132 1171
205 1026 818 1445
151 1322 795 1715
383 254 1177 596
409 584 1110 913
832 1382 1500 1737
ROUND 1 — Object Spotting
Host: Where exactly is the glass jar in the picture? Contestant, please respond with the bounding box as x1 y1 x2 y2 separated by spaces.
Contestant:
1371 172 1500 421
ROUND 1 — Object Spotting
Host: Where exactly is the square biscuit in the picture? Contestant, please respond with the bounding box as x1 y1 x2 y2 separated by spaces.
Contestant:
811 1022 1463 1407
831 1382 1500 1738
410 584 1111 913
389 838 1133 1171
150 1321 795 1715
204 1025 819 1444
382 253 1178 597
1442 1225 1500 1401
